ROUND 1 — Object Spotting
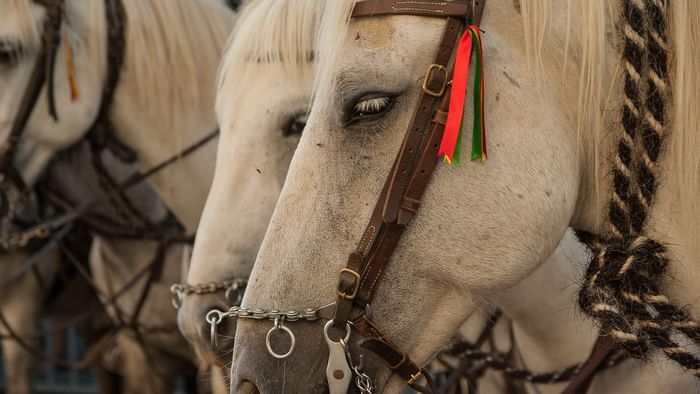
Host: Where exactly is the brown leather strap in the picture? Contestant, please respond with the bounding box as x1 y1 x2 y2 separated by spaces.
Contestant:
562 336 615 394
352 0 470 18
334 14 469 330
353 0 486 25
1 1 62 171
354 316 435 392
334 0 487 389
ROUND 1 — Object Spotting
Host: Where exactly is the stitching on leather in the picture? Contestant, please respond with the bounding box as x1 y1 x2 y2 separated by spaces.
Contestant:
359 225 376 255
393 0 448 13
365 266 384 295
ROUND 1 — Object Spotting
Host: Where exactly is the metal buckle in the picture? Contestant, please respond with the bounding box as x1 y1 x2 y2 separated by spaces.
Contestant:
422 64 448 97
337 268 361 300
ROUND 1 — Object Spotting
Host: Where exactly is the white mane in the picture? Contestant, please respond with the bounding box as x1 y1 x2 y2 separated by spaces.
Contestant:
215 0 323 120
0 0 40 47
120 0 235 129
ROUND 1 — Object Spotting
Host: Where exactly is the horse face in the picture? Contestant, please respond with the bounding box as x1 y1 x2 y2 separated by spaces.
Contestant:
0 1 104 186
177 60 311 364
231 2 581 393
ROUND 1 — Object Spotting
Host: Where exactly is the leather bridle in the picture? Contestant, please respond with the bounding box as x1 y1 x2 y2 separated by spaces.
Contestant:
0 0 64 196
330 1 614 393
324 1 485 392
0 0 194 249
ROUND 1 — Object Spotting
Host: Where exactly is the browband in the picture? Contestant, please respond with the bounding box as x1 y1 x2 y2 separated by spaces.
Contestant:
353 0 485 23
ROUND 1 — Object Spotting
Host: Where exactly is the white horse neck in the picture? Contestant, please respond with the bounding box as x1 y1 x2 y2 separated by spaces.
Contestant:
108 0 235 232
493 232 596 386
495 231 696 393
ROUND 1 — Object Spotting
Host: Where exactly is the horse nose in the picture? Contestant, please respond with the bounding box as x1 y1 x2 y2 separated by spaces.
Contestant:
177 293 237 361
235 380 260 394
231 318 329 393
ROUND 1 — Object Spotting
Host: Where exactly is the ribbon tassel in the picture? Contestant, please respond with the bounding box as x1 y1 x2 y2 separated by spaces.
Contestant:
437 25 486 164
64 31 80 101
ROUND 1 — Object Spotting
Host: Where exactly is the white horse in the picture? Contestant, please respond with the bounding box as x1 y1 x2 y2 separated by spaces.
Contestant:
176 0 317 370
188 1 696 393
0 0 236 391
217 0 700 392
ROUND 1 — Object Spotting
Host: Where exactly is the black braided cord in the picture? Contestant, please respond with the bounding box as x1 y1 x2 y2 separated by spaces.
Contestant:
576 0 700 378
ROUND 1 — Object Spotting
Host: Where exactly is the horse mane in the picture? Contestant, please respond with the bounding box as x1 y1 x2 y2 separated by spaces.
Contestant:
522 0 700 252
119 0 235 129
0 1 40 48
216 0 323 120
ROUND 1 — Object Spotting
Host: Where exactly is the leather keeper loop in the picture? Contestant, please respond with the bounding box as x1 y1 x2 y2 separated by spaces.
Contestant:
432 109 448 125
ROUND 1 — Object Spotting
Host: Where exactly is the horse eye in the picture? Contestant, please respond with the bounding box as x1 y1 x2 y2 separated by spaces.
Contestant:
282 113 307 137
345 95 395 125
0 41 24 67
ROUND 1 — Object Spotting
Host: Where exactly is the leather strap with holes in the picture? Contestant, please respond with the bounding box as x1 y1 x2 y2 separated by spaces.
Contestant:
332 0 485 391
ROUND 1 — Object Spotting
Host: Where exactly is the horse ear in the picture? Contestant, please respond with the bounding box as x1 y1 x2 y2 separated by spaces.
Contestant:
226 0 242 11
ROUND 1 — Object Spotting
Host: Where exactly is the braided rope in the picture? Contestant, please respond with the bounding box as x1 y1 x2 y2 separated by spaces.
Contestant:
445 342 627 384
577 0 700 377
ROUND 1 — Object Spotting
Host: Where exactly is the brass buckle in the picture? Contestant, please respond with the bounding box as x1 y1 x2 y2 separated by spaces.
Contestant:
337 268 361 300
422 64 448 97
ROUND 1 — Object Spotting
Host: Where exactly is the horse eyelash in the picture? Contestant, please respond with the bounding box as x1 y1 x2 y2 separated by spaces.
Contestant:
354 97 391 114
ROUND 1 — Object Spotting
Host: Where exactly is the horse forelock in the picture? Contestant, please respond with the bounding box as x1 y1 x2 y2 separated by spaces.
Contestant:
0 0 42 49
216 0 324 121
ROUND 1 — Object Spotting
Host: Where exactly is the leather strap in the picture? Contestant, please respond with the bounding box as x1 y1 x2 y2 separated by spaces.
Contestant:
1 0 63 174
354 316 435 393
353 0 469 18
562 336 615 394
332 2 487 390
334 15 463 324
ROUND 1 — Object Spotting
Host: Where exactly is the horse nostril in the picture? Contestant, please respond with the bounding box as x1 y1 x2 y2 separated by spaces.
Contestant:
238 380 260 394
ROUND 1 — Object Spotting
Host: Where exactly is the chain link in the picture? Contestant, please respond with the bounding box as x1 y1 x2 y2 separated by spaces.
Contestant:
207 303 335 323
170 278 247 309
340 338 374 393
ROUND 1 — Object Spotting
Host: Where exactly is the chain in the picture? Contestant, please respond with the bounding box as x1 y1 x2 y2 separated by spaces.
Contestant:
205 303 335 350
340 338 374 394
207 303 335 323
170 278 247 309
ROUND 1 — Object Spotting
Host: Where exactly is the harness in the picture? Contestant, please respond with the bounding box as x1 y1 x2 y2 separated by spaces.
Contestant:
0 0 224 372
208 1 627 392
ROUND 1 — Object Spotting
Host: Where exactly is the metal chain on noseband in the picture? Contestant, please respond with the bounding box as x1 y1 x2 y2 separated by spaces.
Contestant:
577 0 700 377
170 278 247 309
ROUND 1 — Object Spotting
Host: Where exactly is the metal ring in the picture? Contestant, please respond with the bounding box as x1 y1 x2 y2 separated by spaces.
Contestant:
265 321 296 359
206 310 222 349
225 286 243 306
170 285 184 309
324 320 351 344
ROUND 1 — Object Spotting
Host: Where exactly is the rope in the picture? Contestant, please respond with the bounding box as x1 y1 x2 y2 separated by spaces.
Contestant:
576 0 700 377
